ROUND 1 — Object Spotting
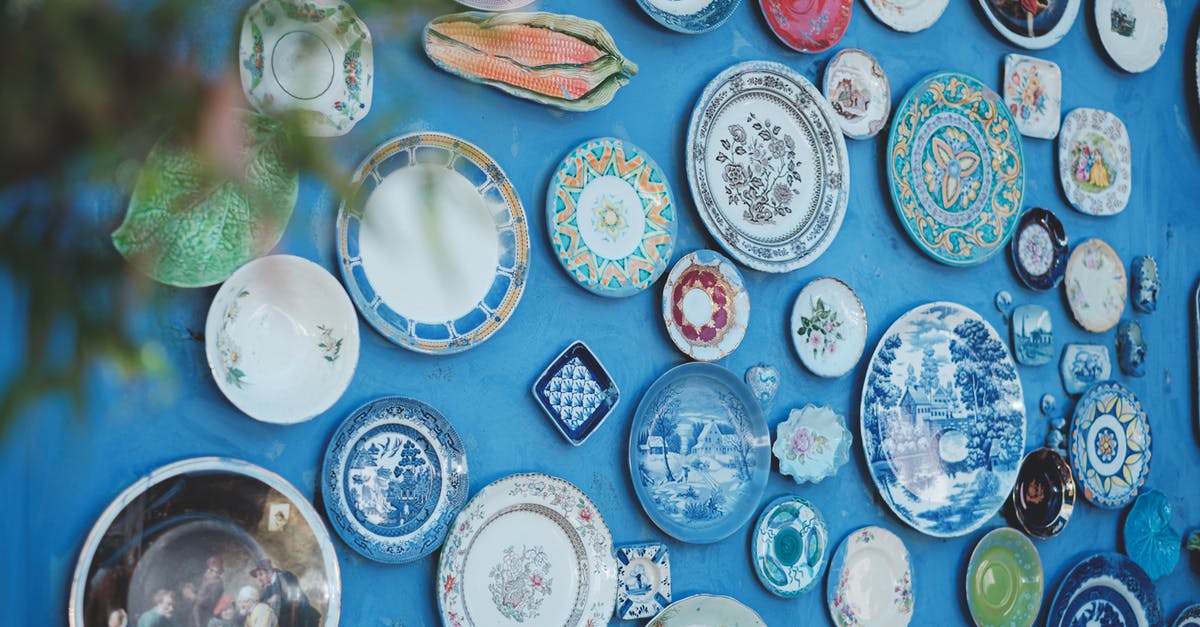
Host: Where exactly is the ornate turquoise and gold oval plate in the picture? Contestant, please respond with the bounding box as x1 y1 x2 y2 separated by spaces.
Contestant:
887 71 1025 266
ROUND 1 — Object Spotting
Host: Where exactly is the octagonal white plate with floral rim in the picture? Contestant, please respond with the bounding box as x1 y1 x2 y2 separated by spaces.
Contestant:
662 250 750 361
1064 238 1126 333
790 277 867 378
826 526 914 627
822 48 891 140
861 0 949 32
436 473 616 627
648 594 766 626
686 60 850 273
1096 0 1168 74
978 0 1080 50
1058 108 1131 216
1069 381 1150 509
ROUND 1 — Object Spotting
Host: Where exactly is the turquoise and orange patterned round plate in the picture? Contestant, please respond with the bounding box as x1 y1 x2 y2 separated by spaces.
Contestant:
547 138 676 298
1069 380 1151 509
887 71 1025 266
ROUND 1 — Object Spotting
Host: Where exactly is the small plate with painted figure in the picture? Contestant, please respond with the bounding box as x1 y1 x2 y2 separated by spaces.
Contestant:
1004 55 1062 140
635 0 742 34
752 496 828 597
436 473 616 627
1058 108 1131 216
966 527 1044 627
1046 553 1162 627
1174 604 1200 627
861 0 948 32
759 0 853 53
1013 448 1076 539
823 48 891 140
547 137 676 298
979 0 1080 50
1097 0 1168 73
1012 304 1054 367
791 277 867 378
239 0 373 137
826 526 915 627
1069 381 1150 509
1060 344 1113 395
322 397 468 563
647 594 767 626
662 250 750 361
1065 238 1126 333
532 341 620 446
616 543 672 620
1011 207 1068 291
628 362 770 544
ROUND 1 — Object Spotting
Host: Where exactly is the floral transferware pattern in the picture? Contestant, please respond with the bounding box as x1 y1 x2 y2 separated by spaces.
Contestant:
773 405 851 484
717 114 805 226
1070 381 1150 509
1058 108 1131 216
489 545 554 621
1004 54 1061 139
317 324 343 362
796 297 844 358
1064 238 1126 333
1012 207 1068 291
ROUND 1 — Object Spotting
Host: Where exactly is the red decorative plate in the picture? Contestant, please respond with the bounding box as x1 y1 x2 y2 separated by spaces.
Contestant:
759 0 853 53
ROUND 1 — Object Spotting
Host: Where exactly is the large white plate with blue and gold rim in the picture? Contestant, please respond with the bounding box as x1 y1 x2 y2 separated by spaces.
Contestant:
687 60 849 273
978 0 1080 50
635 0 742 34
861 302 1025 537
648 595 766 626
70 457 341 627
337 132 529 354
1046 553 1162 627
826 526 914 627
862 0 948 32
436 473 616 627
1068 380 1150 509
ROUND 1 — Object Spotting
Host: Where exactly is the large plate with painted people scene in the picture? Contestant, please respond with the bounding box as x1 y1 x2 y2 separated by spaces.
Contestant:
70 457 339 627
321 396 468 563
860 302 1026 537
628 362 771 544
978 0 1080 50
436 473 616 627
1046 552 1162 627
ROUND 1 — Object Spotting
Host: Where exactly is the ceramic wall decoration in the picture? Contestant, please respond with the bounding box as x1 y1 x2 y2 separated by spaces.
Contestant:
861 302 1025 537
752 496 827 598
773 405 851 484
423 12 638 111
822 48 891 140
1069 380 1151 509
1040 393 1059 417
547 137 676 298
1131 256 1159 313
995 289 1014 316
69 458 341 627
1096 0 1168 73
322 397 468 564
662 250 750 361
1046 553 1162 627
966 527 1044 627
1012 304 1053 367
635 0 742 34
615 543 672 620
1059 343 1113 395
1013 447 1076 539
887 71 1025 266
436 473 616 626
827 526 915 627
628 362 770 544
1175 605 1200 627
1058 108 1132 216
204 255 359 424
861 0 948 32
1117 320 1147 377
978 0 1080 49
1003 54 1062 139
687 60 850 272
647 595 767 627
790 277 867 378
759 0 853 53
531 341 620 446
1065 238 1127 333
456 0 535 9
1011 207 1068 291
1123 489 1180 580
337 132 529 355
239 0 373 137
744 363 781 411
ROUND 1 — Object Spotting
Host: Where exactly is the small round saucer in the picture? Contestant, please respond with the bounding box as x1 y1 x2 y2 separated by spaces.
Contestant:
862 0 948 32
1096 0 1168 73
1013 448 1076 539
752 496 828 597
1012 208 1068 291
790 277 867 377
1064 238 1126 333
827 526 914 626
662 250 749 361
823 48 891 140
760 0 852 52
966 528 1044 627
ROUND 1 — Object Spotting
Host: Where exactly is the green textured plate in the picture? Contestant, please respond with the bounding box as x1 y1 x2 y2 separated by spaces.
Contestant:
966 528 1043 627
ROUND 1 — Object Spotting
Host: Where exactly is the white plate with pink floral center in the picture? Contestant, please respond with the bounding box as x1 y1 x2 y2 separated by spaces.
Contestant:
1065 238 1127 333
862 0 949 32
1058 108 1131 216
205 254 359 424
436 473 616 627
790 277 867 378
826 526 915 627
823 48 891 140
662 250 750 361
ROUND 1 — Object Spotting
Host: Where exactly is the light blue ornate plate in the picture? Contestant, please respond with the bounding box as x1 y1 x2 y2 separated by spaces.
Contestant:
887 71 1024 266
1046 553 1162 627
1069 381 1150 509
635 0 742 34
337 132 529 354
322 397 468 563
547 137 676 297
628 362 770 544
860 302 1025 537
752 496 827 598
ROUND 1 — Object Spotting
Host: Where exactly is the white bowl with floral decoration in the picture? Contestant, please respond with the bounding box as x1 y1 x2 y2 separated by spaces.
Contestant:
773 405 851 484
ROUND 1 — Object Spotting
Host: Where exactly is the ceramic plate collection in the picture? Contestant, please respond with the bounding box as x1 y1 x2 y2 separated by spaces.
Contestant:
826 526 915 627
547 137 676 298
1064 238 1127 333
205 254 360 424
1058 108 1132 216
1012 448 1076 539
790 277 867 378
239 0 373 137
1003 54 1062 140
321 397 468 564
1011 207 1068 291
965 527 1044 627
1069 380 1150 509
862 0 949 32
687 60 850 272
823 48 891 140
759 0 853 53
887 71 1025 266
978 0 1080 50
69 457 341 627
1046 553 1162 627
751 496 828 597
337 132 529 354
1175 604 1200 627
635 0 743 34
662 250 750 361
436 473 616 626
1096 0 1168 73
648 594 767 626
628 362 770 544
861 302 1025 537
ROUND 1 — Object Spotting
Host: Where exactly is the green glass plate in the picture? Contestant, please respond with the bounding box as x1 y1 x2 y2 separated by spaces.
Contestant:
966 527 1044 627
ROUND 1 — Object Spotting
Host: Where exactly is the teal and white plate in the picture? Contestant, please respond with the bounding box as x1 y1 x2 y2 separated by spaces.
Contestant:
752 496 827 597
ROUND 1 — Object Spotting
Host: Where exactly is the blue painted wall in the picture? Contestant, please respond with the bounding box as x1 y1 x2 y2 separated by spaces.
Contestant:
5 0 1200 624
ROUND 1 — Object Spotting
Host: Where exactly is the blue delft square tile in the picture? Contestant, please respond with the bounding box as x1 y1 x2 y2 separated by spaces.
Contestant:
532 341 619 446
615 543 671 620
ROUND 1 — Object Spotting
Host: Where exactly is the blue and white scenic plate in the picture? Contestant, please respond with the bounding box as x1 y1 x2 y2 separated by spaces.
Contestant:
751 496 828 598
628 362 770 544
1173 604 1200 627
635 0 742 34
978 0 1080 50
887 72 1024 266
1046 553 1162 627
322 396 468 563
547 137 676 297
1069 381 1150 509
860 302 1025 537
337 132 529 354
